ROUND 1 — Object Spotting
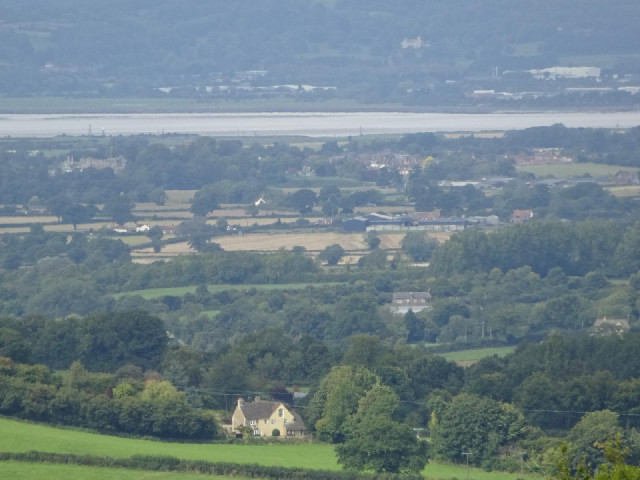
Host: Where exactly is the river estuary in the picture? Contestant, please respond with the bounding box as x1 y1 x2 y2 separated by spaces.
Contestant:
1 111 640 137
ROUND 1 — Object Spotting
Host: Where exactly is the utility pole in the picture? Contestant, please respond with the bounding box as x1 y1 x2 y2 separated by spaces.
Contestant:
462 452 473 480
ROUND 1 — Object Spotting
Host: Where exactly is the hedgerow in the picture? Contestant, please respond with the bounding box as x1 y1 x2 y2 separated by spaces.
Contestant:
0 451 423 480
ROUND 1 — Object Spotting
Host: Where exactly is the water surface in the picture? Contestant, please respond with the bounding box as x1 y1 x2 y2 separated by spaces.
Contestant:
0 111 639 137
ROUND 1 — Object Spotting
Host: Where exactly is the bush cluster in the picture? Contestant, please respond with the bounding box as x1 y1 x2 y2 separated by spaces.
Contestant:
0 361 217 440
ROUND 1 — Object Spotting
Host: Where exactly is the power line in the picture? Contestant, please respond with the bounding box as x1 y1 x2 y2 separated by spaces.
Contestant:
190 388 640 419
522 408 640 418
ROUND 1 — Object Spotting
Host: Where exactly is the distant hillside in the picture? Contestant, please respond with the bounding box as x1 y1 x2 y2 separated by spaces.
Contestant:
1 0 639 108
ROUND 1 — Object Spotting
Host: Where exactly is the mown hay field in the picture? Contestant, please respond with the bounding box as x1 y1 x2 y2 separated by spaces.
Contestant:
133 233 376 256
213 232 381 252
0 215 58 224
131 231 449 262
607 186 640 197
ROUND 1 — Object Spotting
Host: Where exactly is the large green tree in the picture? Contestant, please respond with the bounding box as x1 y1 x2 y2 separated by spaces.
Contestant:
566 410 624 471
79 311 167 372
286 189 317 214
306 365 379 443
103 194 135 225
336 384 428 473
190 185 220 217
318 244 345 266
431 393 527 467
402 232 439 262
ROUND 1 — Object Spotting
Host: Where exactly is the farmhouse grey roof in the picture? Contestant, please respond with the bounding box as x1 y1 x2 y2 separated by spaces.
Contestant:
237 398 306 432
393 291 432 302
239 399 279 421
286 413 306 432
393 292 413 300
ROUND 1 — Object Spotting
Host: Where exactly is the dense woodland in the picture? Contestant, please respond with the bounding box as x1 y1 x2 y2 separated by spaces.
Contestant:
4 126 640 475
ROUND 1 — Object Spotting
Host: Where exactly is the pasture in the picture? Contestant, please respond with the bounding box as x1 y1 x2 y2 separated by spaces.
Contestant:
516 162 639 178
0 462 234 480
116 282 344 300
437 346 517 366
423 462 543 480
0 96 371 114
0 418 338 470
0 418 545 480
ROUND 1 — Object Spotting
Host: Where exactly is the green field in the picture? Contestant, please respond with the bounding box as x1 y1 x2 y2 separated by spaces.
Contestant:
437 346 516 364
516 162 639 178
0 462 236 480
0 460 543 480
118 235 153 246
0 418 338 470
0 96 394 114
116 282 343 300
0 418 545 480
424 462 543 480
559 53 640 69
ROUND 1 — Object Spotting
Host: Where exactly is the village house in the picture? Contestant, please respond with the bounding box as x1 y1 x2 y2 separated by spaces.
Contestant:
231 397 305 438
612 170 640 186
591 317 630 337
53 155 127 175
511 209 534 224
391 291 432 314
343 211 469 233
413 209 441 222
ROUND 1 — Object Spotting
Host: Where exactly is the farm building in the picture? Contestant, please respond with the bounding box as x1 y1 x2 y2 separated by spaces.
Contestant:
231 397 305 438
342 217 369 233
391 291 432 314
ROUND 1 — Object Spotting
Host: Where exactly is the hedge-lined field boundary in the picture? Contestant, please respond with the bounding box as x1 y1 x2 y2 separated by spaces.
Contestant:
0 451 423 480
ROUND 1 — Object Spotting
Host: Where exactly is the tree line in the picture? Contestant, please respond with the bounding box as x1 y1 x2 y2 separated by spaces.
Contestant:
0 357 217 440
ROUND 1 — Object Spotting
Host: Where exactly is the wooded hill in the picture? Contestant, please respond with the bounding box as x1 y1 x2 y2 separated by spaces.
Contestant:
1 1 639 107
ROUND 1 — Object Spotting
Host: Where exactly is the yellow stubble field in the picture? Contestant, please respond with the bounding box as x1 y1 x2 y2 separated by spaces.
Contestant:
130 231 451 264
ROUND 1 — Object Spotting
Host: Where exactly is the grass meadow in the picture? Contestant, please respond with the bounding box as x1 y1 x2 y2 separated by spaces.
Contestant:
438 346 516 365
0 96 378 114
0 418 339 470
0 418 546 480
0 462 237 480
116 282 344 300
516 162 639 178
